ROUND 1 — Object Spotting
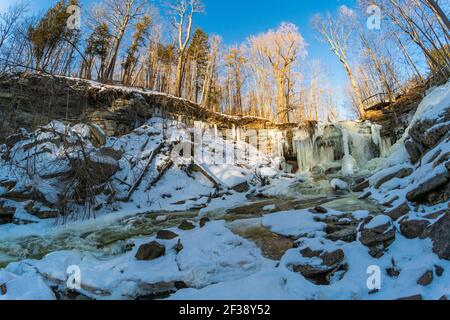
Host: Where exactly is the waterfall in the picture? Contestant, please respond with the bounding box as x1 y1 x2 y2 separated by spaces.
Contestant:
341 127 356 176
293 129 315 172
214 124 219 139
292 121 385 174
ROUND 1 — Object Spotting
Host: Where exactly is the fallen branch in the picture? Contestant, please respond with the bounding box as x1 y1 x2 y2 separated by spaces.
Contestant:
121 142 164 202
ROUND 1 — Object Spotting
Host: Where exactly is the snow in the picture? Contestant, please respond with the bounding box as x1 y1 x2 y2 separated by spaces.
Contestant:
262 210 327 238
364 215 392 229
352 210 370 220
330 178 349 190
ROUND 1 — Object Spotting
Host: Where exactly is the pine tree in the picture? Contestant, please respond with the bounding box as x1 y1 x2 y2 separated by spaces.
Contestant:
81 23 111 80
122 15 152 85
186 28 209 102
28 0 80 73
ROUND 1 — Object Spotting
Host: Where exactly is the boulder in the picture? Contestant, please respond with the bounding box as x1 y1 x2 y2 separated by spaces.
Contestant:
309 206 328 214
374 168 413 189
135 241 165 261
404 138 424 164
421 212 450 260
386 202 410 221
0 201 15 224
89 124 107 147
292 248 347 285
232 181 250 193
156 230 179 240
178 220 195 231
400 218 430 239
358 215 396 258
435 265 444 277
406 173 449 203
417 270 434 286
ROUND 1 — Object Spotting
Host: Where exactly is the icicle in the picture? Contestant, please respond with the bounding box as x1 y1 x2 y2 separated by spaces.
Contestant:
214 124 219 139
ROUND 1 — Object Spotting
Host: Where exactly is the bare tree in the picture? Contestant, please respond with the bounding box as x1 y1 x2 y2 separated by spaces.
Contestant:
312 6 366 118
91 0 148 82
248 22 306 123
169 0 204 97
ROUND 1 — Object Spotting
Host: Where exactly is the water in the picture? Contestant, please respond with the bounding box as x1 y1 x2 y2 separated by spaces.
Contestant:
0 211 198 268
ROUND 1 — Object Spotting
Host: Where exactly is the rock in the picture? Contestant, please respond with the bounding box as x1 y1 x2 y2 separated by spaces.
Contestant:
439 295 448 300
327 227 357 243
25 202 59 219
417 270 434 286
0 283 6 295
424 209 447 219
397 295 423 301
330 179 349 191
0 201 15 224
422 212 450 260
178 220 195 230
89 124 107 147
232 181 250 193
174 239 183 253
406 173 449 203
135 241 165 261
199 217 210 228
97 147 123 161
352 179 369 192
292 247 347 285
358 215 396 258
386 202 410 221
405 138 424 164
309 206 328 214
35 210 59 219
386 267 401 278
400 219 430 239
374 168 413 189
435 265 444 277
156 230 179 240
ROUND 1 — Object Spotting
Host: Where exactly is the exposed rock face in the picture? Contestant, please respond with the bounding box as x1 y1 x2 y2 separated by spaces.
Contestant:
292 247 347 285
406 173 449 203
422 212 450 260
404 138 424 164
374 168 413 189
400 218 430 239
386 202 410 221
0 73 275 141
135 241 166 261
358 216 396 258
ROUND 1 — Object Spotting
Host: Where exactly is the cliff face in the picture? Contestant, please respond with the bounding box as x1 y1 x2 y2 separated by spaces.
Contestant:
0 73 276 140
364 75 449 142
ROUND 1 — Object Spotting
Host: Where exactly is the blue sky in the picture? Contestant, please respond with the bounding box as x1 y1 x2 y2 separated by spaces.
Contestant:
0 0 359 114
